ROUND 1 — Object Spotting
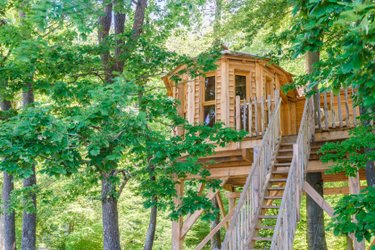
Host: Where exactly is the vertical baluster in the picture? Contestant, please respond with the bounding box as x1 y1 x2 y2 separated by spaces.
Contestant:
236 95 241 131
323 92 329 130
254 96 258 136
337 91 343 127
267 94 271 123
317 90 322 130
242 102 247 131
344 88 350 127
330 91 335 128
352 87 357 126
249 98 253 137
261 96 265 134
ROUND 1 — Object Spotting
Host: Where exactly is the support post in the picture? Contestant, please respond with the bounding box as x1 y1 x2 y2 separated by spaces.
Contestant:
348 174 365 250
172 180 184 250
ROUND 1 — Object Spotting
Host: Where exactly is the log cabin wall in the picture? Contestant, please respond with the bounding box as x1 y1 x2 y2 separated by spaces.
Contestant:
163 51 299 137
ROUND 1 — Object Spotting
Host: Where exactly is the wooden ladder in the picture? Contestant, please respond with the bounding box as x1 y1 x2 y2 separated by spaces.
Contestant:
250 139 295 250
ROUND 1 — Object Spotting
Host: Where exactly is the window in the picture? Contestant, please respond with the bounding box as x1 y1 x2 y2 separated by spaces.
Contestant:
235 75 247 100
203 76 216 127
204 105 215 127
205 76 215 101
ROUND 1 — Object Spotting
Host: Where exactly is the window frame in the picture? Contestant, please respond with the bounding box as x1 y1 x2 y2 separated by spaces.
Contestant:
234 71 251 102
201 73 216 125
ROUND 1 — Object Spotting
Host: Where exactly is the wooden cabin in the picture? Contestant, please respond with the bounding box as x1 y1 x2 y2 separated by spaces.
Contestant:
163 50 299 136
162 50 366 250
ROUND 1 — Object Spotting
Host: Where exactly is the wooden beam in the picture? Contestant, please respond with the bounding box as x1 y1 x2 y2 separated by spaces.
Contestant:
303 181 334 217
221 59 229 126
348 173 366 250
180 178 228 238
226 191 241 199
194 209 235 250
324 186 366 195
172 180 184 250
314 130 350 141
215 192 228 229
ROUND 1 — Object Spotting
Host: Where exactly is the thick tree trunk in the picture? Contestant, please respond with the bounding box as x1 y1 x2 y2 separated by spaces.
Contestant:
305 51 320 120
1 99 16 250
144 197 157 250
102 174 121 250
210 198 221 250
359 106 375 187
3 172 16 250
21 166 36 250
306 173 327 250
305 51 327 250
22 83 37 250
131 0 148 41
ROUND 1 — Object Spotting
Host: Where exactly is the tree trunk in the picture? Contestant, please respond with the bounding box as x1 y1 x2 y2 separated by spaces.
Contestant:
97 0 148 248
306 173 327 250
305 51 320 123
21 166 36 250
3 172 16 250
1 99 16 250
144 196 157 250
210 198 221 250
305 51 327 250
102 174 121 250
359 106 375 187
22 83 37 250
213 0 222 44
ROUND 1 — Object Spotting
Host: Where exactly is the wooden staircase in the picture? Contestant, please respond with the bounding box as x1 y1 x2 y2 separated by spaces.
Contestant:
221 97 315 250
250 139 294 249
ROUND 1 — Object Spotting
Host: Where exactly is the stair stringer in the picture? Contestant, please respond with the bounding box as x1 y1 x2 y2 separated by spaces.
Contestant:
246 141 282 248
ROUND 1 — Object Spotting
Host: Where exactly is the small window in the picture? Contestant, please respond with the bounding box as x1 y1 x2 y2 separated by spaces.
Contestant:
235 75 247 100
204 105 215 127
205 76 215 101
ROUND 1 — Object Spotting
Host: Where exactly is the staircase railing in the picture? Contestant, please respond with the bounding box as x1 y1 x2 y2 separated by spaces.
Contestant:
270 97 315 249
221 97 282 250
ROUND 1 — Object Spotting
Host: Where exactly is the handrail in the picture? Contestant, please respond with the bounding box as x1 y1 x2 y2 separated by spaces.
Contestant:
270 97 315 249
221 97 282 250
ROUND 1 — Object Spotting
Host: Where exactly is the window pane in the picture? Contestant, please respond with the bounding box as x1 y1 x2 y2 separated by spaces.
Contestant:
204 105 215 127
235 75 246 100
205 76 215 101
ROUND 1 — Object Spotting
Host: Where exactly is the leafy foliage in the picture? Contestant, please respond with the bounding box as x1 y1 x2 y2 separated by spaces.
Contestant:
319 126 375 177
328 187 375 243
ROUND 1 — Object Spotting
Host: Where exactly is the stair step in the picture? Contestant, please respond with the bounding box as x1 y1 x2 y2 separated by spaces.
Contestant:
272 170 290 174
277 156 293 160
253 237 272 241
262 205 280 209
256 225 275 230
280 142 294 145
259 215 278 219
269 178 287 182
268 186 284 191
274 162 290 167
264 196 283 199
278 148 293 153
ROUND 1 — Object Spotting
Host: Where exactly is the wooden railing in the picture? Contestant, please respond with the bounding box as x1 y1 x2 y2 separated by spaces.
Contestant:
315 88 359 130
221 97 282 249
270 96 315 249
235 90 280 137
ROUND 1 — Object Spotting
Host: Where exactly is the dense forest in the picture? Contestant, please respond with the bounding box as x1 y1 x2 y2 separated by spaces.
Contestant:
0 0 374 249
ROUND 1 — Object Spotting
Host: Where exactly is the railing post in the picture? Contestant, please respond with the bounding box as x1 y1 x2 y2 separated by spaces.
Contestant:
236 95 241 131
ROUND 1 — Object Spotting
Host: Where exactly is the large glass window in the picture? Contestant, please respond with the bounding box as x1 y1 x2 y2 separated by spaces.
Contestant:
235 75 247 100
205 76 215 101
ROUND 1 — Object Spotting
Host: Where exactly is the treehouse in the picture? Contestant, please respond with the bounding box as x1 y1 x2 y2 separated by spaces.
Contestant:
162 50 367 250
